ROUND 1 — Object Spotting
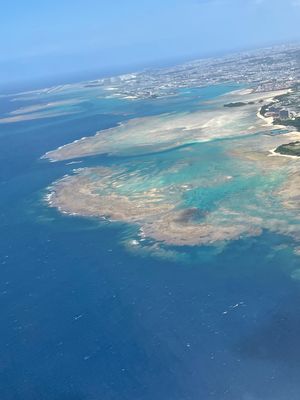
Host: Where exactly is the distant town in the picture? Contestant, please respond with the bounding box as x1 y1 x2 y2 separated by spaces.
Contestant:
85 43 300 103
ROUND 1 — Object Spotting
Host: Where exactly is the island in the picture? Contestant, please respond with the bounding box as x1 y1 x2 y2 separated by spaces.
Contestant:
275 141 300 157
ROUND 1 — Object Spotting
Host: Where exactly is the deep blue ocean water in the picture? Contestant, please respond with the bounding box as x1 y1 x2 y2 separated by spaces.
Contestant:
1 84 300 400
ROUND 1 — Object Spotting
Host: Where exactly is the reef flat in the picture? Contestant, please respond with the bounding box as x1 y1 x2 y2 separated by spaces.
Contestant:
48 166 263 246
43 90 287 161
44 86 300 250
0 99 83 124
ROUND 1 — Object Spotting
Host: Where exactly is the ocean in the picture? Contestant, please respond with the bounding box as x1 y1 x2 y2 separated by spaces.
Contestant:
1 82 300 400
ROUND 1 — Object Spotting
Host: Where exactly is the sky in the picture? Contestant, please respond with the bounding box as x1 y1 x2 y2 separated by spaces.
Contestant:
0 0 300 88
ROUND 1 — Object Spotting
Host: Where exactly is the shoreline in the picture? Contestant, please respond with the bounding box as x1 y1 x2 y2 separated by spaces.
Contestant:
255 88 300 159
268 148 300 159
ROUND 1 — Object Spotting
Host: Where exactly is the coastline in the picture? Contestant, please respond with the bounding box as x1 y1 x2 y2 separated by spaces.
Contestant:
268 148 300 159
255 88 300 159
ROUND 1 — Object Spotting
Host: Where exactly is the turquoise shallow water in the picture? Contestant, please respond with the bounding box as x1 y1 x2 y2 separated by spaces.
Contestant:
1 83 300 400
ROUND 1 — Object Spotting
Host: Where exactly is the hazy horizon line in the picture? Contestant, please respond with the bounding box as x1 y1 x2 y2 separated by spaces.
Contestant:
1 39 299 95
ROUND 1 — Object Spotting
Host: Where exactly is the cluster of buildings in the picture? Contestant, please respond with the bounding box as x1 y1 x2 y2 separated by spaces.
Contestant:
265 105 291 120
265 105 299 121
264 84 300 121
86 44 300 101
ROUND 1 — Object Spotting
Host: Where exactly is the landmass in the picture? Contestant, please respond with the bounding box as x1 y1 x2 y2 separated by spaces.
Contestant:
275 141 300 157
258 86 300 156
82 44 299 100
224 101 256 108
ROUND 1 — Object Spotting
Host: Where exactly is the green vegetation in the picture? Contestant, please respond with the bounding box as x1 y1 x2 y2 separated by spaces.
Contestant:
260 104 269 116
274 117 300 130
275 141 300 156
273 93 290 102
224 100 256 108
224 102 247 107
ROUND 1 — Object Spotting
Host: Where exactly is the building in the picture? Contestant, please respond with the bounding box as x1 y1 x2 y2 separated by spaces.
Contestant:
279 109 290 120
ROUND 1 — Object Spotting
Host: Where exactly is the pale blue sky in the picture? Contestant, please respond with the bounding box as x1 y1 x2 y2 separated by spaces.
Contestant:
1 0 299 88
